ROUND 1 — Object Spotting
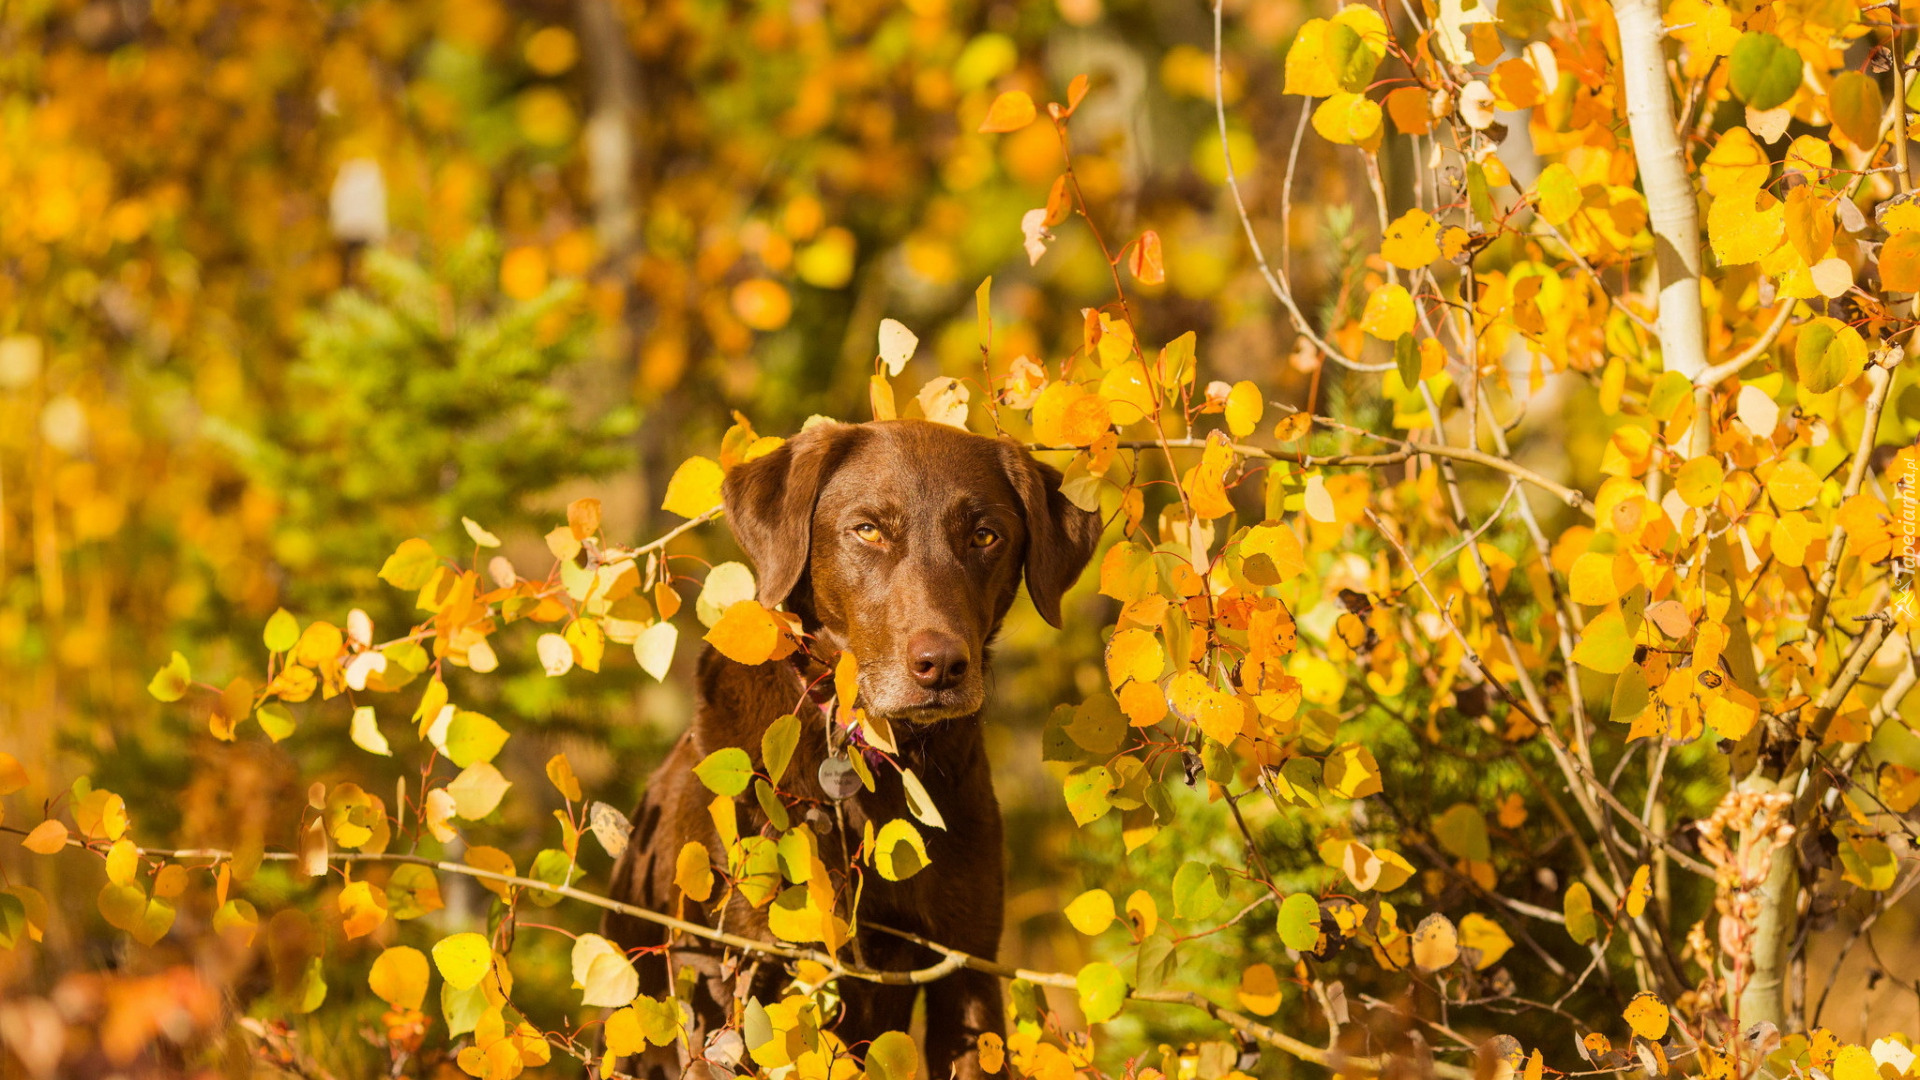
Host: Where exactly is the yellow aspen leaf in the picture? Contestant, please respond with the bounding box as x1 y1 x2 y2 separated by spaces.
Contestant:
1794 316 1865 393
432 932 493 991
978 1033 1005 1074
1571 609 1635 674
1489 56 1543 109
1765 459 1821 510
1833 1046 1879 1080
1240 521 1307 584
661 457 724 519
1831 71 1885 148
1524 1049 1544 1080
464 845 518 901
1675 456 1724 508
1879 764 1920 813
546 754 582 802
675 841 715 902
568 497 603 541
1564 882 1597 944
1127 230 1165 285
339 880 387 938
447 763 512 820
369 945 430 1011
1182 437 1237 520
1458 913 1512 969
705 600 784 665
1104 628 1165 689
1626 864 1651 918
1237 962 1282 1016
1708 187 1785 266
1569 551 1638 606
1312 92 1383 148
1031 381 1112 448
873 819 929 881
0 753 26 795
378 538 440 590
565 618 606 673
1224 380 1263 437
537 632 575 676
1380 208 1440 268
22 820 68 854
105 838 138 885
979 90 1036 133
1126 890 1160 938
1324 743 1383 799
1065 889 1116 934
572 932 640 1007
1623 991 1670 1041
1534 163 1582 226
1385 85 1432 134
1411 913 1459 971
1360 284 1415 340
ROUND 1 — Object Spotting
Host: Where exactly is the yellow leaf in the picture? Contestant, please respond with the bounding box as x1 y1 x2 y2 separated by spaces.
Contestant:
1765 459 1821 510
1224 380 1263 438
978 1032 1006 1074
1458 913 1512 969
1312 92 1383 148
1031 381 1112 448
1626 864 1651 918
873 819 929 881
705 600 784 665
662 457 725 519
1361 284 1415 340
1381 208 1441 268
1708 187 1785 266
339 880 387 939
546 754 582 802
979 90 1037 133
0 753 26 795
22 820 67 855
432 932 493 991
675 841 715 902
1237 962 1282 1016
105 837 138 885
1623 991 1670 1041
1104 629 1165 689
369 945 430 1011
1065 889 1116 935
1411 913 1459 971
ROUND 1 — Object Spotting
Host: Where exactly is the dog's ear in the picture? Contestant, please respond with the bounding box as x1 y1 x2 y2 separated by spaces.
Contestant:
722 422 861 608
1000 442 1104 627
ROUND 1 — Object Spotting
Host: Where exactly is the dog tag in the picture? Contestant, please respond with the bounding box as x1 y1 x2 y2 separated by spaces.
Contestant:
818 755 861 800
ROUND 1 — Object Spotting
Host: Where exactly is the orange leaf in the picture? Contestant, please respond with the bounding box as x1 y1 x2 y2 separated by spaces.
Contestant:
1127 231 1165 285
568 497 602 541
1065 74 1090 115
22 820 68 854
705 600 785 665
979 90 1037 133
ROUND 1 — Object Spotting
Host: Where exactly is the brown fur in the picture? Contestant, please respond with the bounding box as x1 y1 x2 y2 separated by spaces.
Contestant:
604 420 1100 1080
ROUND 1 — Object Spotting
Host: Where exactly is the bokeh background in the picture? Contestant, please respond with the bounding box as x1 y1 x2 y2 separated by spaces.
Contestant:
4 0 1916 1074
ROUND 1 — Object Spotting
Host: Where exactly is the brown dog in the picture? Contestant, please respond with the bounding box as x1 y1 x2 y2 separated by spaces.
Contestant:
604 419 1100 1080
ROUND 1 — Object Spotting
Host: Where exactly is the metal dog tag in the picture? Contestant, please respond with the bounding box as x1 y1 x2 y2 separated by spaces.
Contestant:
817 755 861 801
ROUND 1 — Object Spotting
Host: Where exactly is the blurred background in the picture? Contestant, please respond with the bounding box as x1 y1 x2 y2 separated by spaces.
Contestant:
6 0 1913 1074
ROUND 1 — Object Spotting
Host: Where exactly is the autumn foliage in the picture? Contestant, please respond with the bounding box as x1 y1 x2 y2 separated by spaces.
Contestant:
4 0 1920 1078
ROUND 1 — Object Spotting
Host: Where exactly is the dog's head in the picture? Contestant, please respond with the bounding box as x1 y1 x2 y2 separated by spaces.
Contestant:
722 419 1102 723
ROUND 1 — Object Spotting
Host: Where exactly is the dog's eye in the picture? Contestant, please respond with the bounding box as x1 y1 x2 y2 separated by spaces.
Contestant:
971 527 999 548
853 523 884 544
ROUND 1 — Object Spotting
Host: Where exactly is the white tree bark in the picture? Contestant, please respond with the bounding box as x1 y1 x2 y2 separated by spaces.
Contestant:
1612 0 1708 381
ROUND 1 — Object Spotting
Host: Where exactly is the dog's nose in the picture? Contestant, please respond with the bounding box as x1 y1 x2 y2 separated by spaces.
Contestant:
906 632 969 690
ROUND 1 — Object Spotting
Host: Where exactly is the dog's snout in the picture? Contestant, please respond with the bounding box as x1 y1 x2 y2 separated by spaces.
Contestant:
906 632 969 690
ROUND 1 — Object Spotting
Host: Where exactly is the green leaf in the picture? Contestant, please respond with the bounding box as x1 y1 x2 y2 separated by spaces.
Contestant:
1571 608 1634 674
1794 316 1863 394
379 538 440 590
263 609 300 653
1063 765 1116 826
387 864 444 920
255 703 296 742
693 747 754 797
0 892 27 949
1134 933 1179 992
1076 961 1129 1023
762 713 800 786
528 848 580 907
1171 861 1227 921
443 711 510 768
1394 333 1419 388
1276 893 1322 952
865 1031 920 1080
147 652 192 703
1434 804 1491 862
1728 32 1802 111
1830 71 1885 149
753 778 790 831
